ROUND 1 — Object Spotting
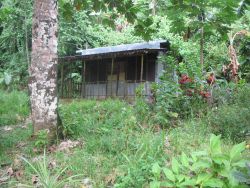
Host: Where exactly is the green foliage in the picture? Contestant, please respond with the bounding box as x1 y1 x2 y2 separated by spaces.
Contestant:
20 152 82 188
232 163 250 185
150 134 249 188
151 55 209 127
207 86 250 142
114 131 166 188
58 99 167 187
0 0 32 88
59 99 137 138
0 90 29 126
168 120 212 155
0 123 32 164
166 0 241 35
134 84 152 124
34 130 49 149
208 106 250 142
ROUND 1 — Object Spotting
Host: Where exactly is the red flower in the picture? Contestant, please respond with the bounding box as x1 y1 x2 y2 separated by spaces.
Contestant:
179 75 192 84
200 91 211 98
207 73 215 85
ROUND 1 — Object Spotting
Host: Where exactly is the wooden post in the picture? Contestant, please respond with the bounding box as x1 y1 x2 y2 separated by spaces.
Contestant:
140 54 144 82
135 56 137 83
116 61 120 96
97 60 99 98
111 57 114 96
81 61 86 98
105 60 108 98
146 54 149 81
60 62 64 98
125 58 128 98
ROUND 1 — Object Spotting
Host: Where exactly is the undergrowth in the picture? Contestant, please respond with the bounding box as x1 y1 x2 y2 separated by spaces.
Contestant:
0 87 249 187
0 123 33 165
58 99 166 187
0 90 29 126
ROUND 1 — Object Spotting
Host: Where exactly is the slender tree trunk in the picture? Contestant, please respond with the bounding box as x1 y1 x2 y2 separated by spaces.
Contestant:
25 15 30 68
200 26 204 69
151 0 156 15
29 0 58 138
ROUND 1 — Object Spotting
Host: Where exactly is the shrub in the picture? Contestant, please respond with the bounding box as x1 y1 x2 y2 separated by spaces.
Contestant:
208 85 250 142
150 134 249 188
153 80 209 127
232 84 250 107
0 90 30 126
208 105 250 142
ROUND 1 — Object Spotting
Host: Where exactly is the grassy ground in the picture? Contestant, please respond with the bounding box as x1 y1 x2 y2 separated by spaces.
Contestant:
0 91 249 187
0 90 30 126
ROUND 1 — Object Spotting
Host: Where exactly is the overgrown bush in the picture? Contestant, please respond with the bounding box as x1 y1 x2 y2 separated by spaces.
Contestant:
208 85 250 142
150 134 249 188
59 99 137 138
0 90 30 125
208 105 250 142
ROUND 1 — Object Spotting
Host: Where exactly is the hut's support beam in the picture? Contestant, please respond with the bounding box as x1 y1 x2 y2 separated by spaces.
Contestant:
125 58 128 98
105 60 108 98
111 58 114 96
135 56 137 83
81 61 86 98
60 62 64 98
97 60 100 98
140 54 144 82
116 61 120 96
146 55 148 80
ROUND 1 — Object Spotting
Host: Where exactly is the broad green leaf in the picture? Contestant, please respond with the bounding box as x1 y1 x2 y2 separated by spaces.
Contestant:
152 163 161 178
176 174 186 183
191 160 211 171
172 157 180 174
202 178 224 187
192 151 208 157
161 181 175 187
163 168 176 182
196 173 212 184
181 152 189 167
150 181 161 188
210 134 222 155
212 154 228 165
219 169 230 178
179 178 197 187
228 173 240 187
232 159 248 168
230 142 246 162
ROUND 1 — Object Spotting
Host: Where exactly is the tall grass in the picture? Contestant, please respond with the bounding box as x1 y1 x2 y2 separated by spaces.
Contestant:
0 90 30 126
20 152 82 188
58 99 166 187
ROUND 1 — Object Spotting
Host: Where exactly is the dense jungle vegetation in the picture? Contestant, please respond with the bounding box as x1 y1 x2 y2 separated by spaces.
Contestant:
0 0 250 187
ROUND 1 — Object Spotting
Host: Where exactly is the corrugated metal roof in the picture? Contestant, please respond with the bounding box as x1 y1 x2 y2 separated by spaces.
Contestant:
76 40 168 56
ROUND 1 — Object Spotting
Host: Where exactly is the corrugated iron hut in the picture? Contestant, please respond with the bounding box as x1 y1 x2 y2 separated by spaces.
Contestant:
58 40 169 99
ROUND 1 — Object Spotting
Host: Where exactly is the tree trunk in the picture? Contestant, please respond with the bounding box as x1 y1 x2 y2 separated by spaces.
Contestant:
200 26 204 69
29 0 58 138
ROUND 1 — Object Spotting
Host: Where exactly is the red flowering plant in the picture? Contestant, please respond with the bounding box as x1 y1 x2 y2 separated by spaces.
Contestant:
178 74 195 96
178 73 214 99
